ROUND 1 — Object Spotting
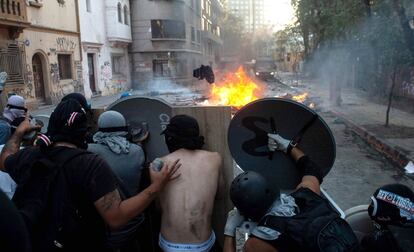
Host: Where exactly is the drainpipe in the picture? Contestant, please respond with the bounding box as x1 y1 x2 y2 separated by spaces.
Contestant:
75 0 82 62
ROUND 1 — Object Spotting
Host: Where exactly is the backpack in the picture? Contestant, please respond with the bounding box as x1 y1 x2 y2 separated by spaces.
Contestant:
12 148 89 251
259 188 360 252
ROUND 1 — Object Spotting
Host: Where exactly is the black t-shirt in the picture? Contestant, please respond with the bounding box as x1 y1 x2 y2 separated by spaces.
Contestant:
0 189 31 252
5 146 118 251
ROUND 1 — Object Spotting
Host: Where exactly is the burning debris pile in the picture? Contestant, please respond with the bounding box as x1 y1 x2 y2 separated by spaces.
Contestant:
278 92 317 109
167 67 319 111
206 67 264 108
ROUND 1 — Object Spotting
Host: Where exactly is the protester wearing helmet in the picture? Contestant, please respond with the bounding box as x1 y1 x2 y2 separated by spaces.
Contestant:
88 110 147 249
89 110 145 196
361 184 414 252
223 133 359 252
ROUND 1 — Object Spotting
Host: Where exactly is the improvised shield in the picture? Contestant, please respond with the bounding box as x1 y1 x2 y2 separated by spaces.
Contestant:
228 98 335 191
107 96 172 162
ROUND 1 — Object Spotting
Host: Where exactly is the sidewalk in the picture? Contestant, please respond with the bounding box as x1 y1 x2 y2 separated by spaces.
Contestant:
306 80 414 170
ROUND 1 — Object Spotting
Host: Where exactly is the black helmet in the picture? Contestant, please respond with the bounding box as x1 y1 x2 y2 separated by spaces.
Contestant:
230 171 279 221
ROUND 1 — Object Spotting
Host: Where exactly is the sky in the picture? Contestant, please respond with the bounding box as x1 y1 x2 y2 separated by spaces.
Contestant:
264 0 295 31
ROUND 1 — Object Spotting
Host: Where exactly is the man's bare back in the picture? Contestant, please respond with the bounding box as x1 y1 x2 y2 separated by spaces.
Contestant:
159 148 223 244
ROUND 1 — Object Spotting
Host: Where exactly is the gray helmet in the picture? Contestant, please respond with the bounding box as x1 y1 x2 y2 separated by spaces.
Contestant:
230 171 279 221
98 110 128 132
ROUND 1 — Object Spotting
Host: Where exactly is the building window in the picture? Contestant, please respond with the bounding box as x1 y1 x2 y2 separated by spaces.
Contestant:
86 0 91 12
191 27 196 42
58 54 72 80
117 3 122 23
197 30 201 43
123 5 129 25
112 55 124 75
153 59 186 77
0 43 24 85
151 20 186 39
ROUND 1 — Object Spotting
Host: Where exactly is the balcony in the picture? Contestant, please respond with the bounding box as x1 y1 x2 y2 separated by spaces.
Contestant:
0 0 30 38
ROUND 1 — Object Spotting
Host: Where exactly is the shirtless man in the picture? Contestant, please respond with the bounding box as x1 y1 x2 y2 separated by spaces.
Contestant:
154 114 224 252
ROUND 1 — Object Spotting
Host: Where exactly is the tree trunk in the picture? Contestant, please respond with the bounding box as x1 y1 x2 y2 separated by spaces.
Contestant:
385 67 398 127
392 0 414 59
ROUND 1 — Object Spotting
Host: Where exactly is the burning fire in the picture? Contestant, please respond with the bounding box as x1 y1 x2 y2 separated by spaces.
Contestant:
208 67 263 108
292 92 308 103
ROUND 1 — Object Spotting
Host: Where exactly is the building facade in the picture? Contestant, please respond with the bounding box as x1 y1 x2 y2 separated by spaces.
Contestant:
79 0 132 98
227 0 265 33
201 0 223 67
0 0 82 107
130 0 223 90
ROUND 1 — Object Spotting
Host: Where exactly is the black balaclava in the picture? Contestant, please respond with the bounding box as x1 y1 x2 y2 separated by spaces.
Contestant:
161 115 205 153
36 99 88 149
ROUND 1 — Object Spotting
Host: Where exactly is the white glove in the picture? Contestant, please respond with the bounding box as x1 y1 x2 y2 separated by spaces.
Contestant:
268 133 291 154
224 208 245 237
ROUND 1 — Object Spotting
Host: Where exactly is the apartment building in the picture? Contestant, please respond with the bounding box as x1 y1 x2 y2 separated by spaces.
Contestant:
0 0 82 107
227 0 265 33
79 0 132 98
130 0 223 89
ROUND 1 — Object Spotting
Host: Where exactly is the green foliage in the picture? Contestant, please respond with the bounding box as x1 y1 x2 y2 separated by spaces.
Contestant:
292 0 414 97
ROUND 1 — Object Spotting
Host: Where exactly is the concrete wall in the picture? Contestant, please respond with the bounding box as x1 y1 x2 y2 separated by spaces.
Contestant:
79 0 131 98
27 0 78 32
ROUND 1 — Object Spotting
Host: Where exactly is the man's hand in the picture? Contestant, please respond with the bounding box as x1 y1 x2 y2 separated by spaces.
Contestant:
15 117 41 136
224 208 245 237
149 159 181 191
268 133 291 154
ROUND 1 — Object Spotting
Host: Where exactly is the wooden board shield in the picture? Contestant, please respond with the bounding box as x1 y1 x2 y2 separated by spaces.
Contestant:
228 98 336 191
107 96 172 162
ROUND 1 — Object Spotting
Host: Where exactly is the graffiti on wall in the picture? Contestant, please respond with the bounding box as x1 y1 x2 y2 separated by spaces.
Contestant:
24 64 34 98
101 61 112 81
74 61 83 91
56 37 76 51
50 63 60 84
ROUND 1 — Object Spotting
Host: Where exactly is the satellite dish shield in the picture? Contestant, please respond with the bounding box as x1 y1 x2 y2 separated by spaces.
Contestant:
228 98 336 191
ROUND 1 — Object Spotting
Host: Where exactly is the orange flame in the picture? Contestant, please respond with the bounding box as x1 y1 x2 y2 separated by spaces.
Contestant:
292 92 308 103
208 67 263 108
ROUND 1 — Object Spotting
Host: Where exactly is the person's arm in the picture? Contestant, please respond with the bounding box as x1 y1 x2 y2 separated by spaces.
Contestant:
268 134 321 195
288 147 320 194
95 159 181 229
224 208 245 252
0 117 39 171
244 237 278 252
223 236 236 252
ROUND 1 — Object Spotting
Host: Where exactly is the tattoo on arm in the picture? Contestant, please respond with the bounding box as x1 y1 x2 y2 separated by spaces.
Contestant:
97 189 121 212
0 132 24 170
2 133 23 155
